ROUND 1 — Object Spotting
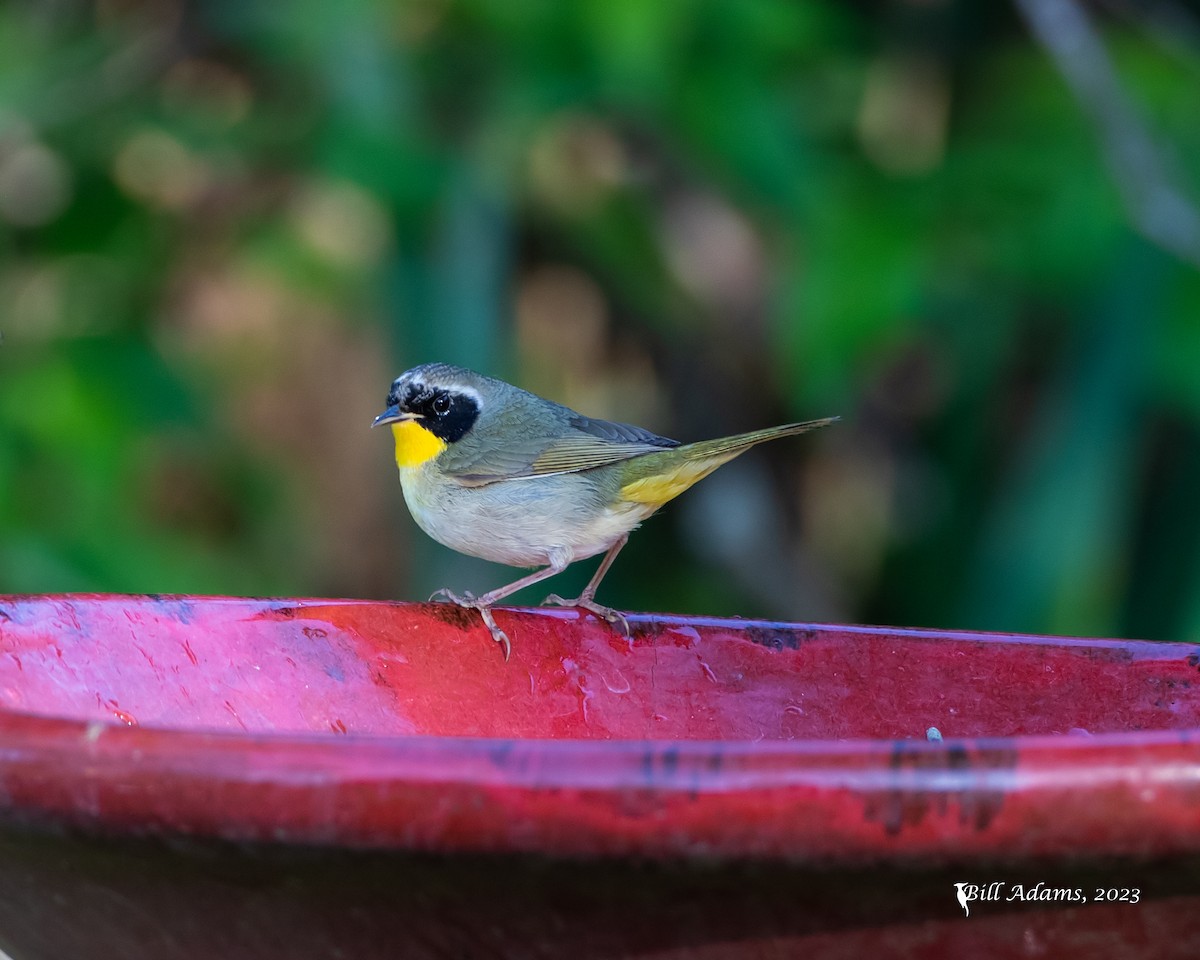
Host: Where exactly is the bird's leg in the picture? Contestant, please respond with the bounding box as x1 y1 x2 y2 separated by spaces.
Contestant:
542 535 630 637
429 549 571 660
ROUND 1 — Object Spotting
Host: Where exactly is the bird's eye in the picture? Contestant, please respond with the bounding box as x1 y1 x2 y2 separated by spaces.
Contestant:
432 393 451 415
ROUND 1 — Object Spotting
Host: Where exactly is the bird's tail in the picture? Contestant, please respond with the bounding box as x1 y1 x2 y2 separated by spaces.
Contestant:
619 417 838 506
676 418 840 463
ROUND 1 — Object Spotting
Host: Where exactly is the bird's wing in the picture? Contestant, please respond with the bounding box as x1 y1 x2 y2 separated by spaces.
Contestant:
440 412 678 485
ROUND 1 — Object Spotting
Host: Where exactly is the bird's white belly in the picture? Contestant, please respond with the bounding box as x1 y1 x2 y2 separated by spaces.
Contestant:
399 466 649 568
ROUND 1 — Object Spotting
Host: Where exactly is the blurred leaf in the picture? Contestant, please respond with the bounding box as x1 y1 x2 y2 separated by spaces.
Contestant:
961 240 1161 636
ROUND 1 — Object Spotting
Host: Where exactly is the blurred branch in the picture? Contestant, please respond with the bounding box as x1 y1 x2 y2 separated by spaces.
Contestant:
1014 0 1200 269
1098 0 1200 68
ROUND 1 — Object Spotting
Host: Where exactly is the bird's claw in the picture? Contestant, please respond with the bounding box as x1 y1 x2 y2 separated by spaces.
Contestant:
428 588 510 660
542 594 631 638
429 587 475 604
475 605 511 661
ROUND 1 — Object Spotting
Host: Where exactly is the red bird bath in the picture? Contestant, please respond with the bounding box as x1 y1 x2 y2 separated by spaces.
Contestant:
1 595 1200 959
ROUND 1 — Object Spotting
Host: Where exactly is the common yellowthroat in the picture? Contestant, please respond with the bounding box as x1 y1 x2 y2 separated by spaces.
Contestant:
374 363 837 658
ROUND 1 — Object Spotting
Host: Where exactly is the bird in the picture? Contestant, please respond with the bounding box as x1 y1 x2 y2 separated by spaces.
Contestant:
373 362 837 659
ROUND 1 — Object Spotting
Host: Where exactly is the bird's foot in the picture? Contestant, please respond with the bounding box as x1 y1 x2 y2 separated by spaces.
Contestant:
429 587 476 604
542 594 631 638
428 589 511 661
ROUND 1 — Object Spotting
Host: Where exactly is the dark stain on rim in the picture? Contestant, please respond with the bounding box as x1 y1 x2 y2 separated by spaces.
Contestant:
422 602 481 632
862 740 1019 837
743 625 812 652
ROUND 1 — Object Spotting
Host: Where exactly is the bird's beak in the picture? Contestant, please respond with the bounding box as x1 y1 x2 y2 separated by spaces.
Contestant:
371 406 421 428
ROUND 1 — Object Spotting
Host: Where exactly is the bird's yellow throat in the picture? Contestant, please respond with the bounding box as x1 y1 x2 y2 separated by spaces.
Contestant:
392 420 447 469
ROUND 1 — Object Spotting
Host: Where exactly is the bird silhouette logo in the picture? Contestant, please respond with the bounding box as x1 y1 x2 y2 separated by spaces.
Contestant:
954 883 971 917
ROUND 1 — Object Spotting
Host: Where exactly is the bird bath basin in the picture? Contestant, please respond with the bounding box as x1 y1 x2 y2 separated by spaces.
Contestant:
1 594 1199 959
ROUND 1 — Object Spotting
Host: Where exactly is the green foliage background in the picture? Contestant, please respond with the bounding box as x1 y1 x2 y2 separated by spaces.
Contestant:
2 0 1199 640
